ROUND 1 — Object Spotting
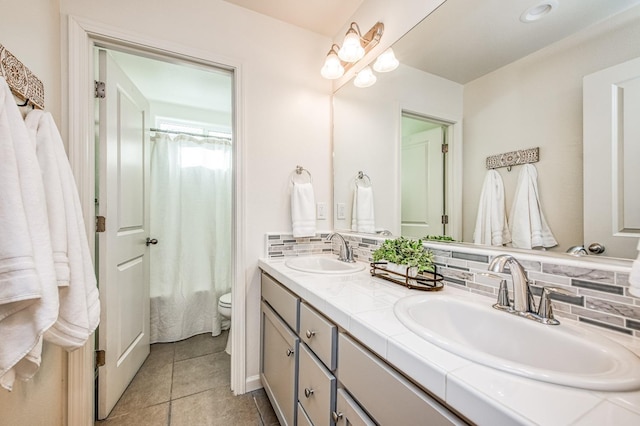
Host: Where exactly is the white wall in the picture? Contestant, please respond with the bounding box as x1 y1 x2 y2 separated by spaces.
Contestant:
0 1 66 425
60 0 333 392
462 6 640 251
334 64 463 235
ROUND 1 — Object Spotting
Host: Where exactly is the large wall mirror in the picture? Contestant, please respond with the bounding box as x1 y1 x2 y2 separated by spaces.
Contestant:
333 0 640 259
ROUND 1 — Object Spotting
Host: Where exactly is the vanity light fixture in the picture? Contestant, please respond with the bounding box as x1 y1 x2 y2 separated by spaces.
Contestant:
373 48 399 73
320 44 345 79
520 0 558 23
353 66 377 88
320 21 384 80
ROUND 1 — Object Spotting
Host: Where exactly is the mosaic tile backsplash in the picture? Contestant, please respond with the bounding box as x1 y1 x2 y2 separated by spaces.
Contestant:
266 232 640 339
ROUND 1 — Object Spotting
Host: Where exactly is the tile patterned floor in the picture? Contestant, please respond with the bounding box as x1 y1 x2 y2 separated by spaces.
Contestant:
96 332 279 425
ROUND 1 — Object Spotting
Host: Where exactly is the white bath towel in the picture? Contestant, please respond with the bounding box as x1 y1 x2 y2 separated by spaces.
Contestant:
509 164 557 249
351 185 375 233
629 239 640 297
25 110 100 350
291 182 316 238
473 170 511 246
0 78 59 390
25 111 69 288
0 80 40 312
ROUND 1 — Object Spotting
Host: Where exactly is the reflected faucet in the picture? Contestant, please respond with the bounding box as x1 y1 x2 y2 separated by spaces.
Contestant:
327 232 355 263
488 254 535 313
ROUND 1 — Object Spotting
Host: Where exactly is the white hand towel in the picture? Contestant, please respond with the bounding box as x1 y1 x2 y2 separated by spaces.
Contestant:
25 110 100 350
351 185 375 233
473 170 511 246
0 78 58 390
629 239 640 297
291 182 316 238
509 164 557 249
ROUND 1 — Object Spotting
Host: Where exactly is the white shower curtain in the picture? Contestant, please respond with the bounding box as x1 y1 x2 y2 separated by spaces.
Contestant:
149 132 232 343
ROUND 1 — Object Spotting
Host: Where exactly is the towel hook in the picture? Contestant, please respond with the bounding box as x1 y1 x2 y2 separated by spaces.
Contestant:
17 98 30 107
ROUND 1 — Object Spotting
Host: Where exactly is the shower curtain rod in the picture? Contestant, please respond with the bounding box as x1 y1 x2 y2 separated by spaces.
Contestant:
150 127 231 140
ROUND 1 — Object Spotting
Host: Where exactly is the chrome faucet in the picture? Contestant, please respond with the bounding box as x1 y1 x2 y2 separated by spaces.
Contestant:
327 232 355 263
487 254 569 325
488 254 535 313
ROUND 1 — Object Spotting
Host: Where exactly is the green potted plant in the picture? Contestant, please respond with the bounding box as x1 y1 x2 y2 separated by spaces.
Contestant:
372 237 435 276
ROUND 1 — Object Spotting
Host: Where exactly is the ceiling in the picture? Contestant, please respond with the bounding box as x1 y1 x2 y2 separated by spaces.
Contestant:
393 0 640 84
222 0 363 37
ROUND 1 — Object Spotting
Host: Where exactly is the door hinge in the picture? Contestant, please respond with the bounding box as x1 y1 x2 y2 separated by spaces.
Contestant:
96 216 106 233
441 214 449 224
441 144 449 154
95 350 106 367
94 80 106 99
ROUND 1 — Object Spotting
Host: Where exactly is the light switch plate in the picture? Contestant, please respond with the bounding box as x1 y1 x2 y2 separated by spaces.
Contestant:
337 203 346 220
316 202 327 220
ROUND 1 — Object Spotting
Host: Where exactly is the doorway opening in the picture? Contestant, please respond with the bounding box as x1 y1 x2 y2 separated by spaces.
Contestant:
93 46 235 419
400 112 451 238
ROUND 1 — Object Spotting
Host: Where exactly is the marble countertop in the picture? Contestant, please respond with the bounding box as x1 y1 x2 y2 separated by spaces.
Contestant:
258 256 640 425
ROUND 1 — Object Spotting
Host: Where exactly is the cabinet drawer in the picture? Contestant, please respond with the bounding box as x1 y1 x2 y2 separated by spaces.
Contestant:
338 333 465 426
261 272 300 332
297 403 314 426
334 388 375 426
298 343 336 426
261 301 299 426
300 302 337 370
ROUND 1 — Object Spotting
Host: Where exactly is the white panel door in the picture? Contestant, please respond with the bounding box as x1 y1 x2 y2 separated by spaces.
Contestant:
584 57 640 258
401 127 444 237
97 49 151 419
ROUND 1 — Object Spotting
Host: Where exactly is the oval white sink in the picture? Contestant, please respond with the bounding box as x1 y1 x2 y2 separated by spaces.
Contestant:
394 293 640 391
285 256 366 274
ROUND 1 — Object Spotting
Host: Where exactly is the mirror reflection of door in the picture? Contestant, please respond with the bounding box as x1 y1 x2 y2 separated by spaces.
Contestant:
400 112 448 238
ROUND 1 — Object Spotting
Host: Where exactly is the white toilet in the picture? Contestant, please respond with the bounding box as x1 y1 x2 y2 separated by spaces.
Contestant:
218 292 232 354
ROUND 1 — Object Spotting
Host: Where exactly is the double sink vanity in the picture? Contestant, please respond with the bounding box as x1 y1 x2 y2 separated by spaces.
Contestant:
259 252 640 425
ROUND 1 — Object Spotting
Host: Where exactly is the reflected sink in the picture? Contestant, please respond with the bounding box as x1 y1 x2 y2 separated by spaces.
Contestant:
285 256 366 274
394 293 640 391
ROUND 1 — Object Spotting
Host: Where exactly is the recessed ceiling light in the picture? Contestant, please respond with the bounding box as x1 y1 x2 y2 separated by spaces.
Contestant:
520 0 558 23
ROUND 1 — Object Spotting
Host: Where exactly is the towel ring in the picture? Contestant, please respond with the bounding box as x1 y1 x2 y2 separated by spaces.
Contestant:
355 171 372 188
291 165 312 184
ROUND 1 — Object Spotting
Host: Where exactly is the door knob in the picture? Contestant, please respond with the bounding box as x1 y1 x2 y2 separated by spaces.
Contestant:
587 242 605 254
146 238 158 246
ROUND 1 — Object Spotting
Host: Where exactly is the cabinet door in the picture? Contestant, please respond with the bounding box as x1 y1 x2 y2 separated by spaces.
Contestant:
334 388 375 426
261 301 299 426
298 343 337 426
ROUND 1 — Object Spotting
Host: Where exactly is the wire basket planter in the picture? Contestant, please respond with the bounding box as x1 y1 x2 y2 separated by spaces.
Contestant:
370 262 444 291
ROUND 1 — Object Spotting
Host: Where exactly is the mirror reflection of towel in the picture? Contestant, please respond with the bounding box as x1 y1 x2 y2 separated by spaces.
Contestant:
509 164 557 249
473 169 511 246
351 185 375 233
291 182 316 237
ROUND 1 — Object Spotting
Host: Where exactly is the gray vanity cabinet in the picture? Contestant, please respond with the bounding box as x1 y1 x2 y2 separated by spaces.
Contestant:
260 273 300 426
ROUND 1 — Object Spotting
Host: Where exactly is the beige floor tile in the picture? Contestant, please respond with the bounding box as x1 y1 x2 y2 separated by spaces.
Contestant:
170 388 261 426
174 333 217 361
252 389 280 425
171 352 230 399
111 362 173 417
97 403 169 426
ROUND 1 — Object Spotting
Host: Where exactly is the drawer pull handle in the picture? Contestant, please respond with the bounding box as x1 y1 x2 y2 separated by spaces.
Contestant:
332 411 344 422
305 330 316 339
304 388 314 398
286 348 294 357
